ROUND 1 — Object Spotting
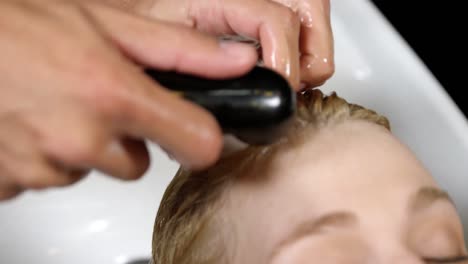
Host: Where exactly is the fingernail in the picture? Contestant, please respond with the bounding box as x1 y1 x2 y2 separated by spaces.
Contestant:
219 41 254 59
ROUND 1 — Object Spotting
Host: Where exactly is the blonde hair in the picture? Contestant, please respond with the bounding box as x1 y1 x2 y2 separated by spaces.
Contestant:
152 89 390 263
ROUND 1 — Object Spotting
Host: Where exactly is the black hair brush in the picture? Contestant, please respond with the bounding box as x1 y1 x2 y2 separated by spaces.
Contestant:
145 66 295 145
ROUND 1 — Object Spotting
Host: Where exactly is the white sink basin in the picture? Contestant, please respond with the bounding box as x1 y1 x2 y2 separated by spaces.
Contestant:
1 0 467 263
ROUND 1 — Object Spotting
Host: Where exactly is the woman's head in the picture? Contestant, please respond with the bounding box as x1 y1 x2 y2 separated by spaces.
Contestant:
152 89 467 264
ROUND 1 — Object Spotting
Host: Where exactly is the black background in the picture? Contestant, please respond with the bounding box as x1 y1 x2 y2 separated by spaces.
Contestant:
370 1 466 118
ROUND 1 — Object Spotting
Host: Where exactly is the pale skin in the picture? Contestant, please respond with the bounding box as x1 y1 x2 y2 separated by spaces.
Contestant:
217 121 467 263
0 0 333 200
104 0 334 88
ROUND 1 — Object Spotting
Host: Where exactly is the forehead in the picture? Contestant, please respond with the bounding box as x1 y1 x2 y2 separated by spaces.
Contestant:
273 120 435 188
228 120 436 207
221 120 442 262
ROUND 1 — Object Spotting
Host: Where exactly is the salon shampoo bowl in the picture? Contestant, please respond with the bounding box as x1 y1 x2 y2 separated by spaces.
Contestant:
1 0 467 263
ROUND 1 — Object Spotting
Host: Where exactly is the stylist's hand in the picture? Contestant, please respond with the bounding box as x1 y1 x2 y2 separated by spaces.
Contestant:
135 0 334 90
0 0 257 200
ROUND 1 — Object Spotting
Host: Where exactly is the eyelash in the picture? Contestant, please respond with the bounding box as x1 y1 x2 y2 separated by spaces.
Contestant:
424 256 468 263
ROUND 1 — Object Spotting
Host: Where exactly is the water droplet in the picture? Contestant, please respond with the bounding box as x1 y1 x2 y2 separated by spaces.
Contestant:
300 10 314 27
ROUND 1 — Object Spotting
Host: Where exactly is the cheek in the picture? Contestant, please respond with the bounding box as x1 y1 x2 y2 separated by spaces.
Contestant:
270 234 369 264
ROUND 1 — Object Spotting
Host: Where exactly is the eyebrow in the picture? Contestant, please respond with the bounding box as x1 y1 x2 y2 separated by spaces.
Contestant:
269 211 357 260
268 187 455 261
411 186 453 212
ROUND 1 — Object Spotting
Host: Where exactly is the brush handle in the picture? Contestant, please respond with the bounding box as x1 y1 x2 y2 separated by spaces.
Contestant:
145 66 295 145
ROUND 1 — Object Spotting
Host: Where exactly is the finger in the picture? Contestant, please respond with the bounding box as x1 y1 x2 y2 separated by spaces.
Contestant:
44 133 148 181
35 3 227 169
38 114 150 180
0 177 22 201
15 160 88 190
109 67 223 169
259 2 302 90
90 137 150 180
3 155 87 190
85 3 258 78
47 161 90 185
297 0 335 86
0 187 22 201
256 1 301 90
192 0 302 89
0 116 76 190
